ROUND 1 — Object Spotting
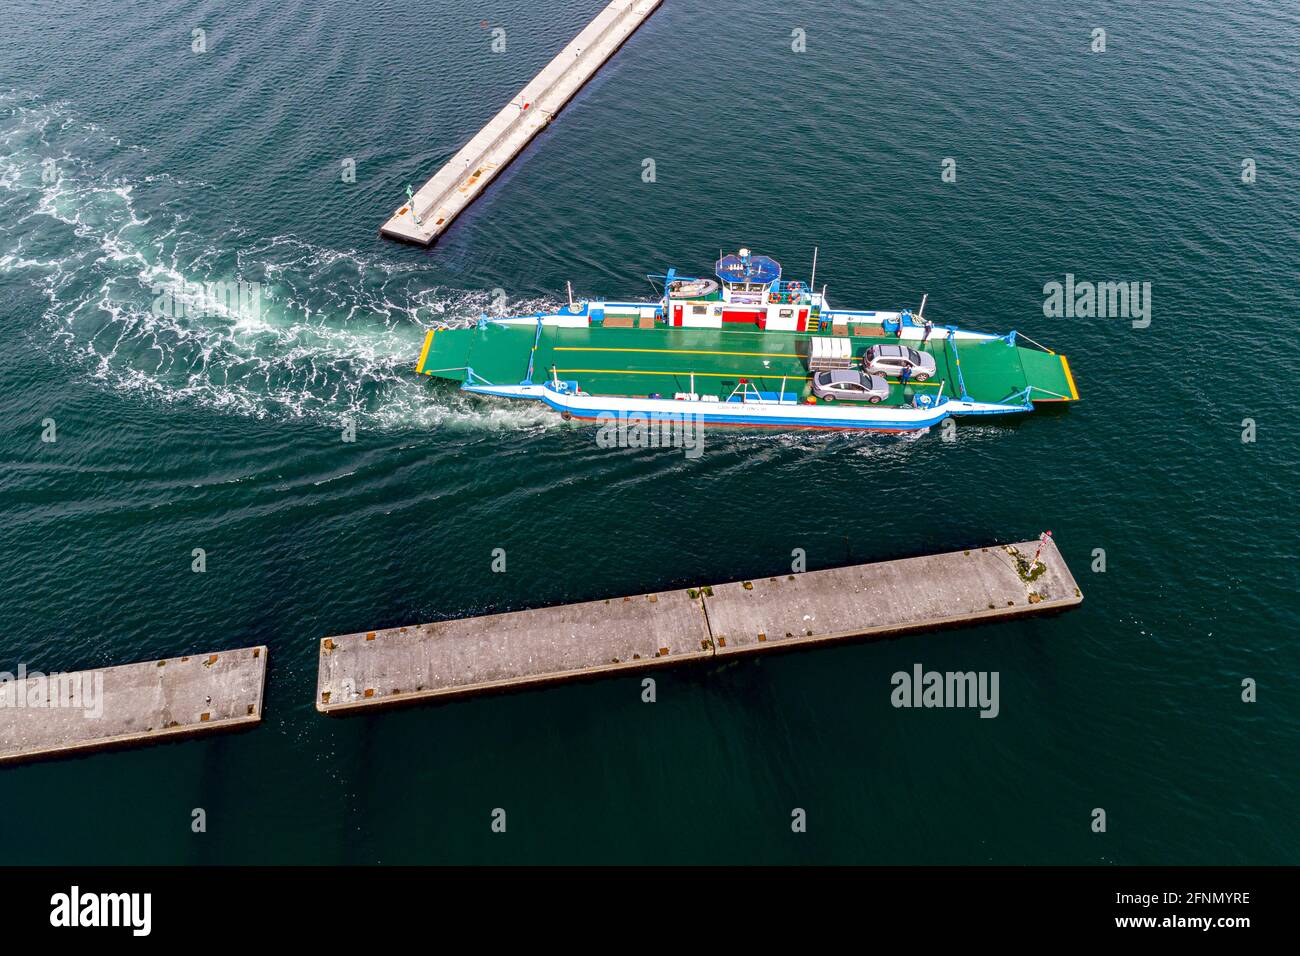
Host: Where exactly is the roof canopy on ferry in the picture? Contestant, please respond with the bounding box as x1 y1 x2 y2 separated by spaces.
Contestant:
715 249 781 286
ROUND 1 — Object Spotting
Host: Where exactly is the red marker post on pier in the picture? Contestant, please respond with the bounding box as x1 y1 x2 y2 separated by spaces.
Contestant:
1032 531 1052 572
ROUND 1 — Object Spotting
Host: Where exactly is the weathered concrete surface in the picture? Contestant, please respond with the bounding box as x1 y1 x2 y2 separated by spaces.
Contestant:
705 537 1081 656
0 646 267 765
317 588 710 713
317 539 1081 712
380 0 663 245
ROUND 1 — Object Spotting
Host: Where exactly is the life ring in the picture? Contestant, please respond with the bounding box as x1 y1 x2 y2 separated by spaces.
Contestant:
769 293 779 304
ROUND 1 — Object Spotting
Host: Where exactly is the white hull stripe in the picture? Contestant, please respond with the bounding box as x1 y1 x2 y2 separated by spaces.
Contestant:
461 384 1027 431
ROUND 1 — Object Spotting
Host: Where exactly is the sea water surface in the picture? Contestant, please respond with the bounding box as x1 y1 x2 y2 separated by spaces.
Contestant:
1 0 1297 863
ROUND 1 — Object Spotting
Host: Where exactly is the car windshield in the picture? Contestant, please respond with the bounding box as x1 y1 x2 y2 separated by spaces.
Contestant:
907 348 922 364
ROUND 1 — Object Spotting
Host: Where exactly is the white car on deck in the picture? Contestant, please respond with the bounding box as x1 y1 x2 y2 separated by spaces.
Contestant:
862 344 937 381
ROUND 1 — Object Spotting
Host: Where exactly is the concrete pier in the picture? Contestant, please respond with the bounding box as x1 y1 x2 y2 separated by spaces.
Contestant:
380 0 663 245
0 646 267 765
317 538 1081 713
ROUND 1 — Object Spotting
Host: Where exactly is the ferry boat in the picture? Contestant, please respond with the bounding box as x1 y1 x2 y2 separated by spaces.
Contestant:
415 249 1079 432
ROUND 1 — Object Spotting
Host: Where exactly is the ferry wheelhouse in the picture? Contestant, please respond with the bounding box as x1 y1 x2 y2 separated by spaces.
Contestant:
667 248 814 332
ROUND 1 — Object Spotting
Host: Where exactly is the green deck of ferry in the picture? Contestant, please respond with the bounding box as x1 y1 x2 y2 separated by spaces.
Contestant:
418 322 1077 407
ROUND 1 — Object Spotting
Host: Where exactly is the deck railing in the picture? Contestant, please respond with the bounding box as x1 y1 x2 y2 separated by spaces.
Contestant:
945 330 973 403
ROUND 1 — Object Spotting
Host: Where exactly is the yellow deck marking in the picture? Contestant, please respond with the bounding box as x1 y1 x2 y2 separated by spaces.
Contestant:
553 346 800 360
554 368 795 379
554 368 941 387
416 329 436 375
1059 354 1080 400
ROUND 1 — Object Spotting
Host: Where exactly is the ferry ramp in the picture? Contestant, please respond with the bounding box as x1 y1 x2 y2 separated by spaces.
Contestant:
932 337 1079 405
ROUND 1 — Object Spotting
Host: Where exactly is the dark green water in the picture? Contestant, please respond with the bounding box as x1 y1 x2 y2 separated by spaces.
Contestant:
1 0 1297 864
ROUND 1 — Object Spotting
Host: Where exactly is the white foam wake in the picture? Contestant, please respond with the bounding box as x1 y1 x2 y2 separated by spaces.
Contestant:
0 91 560 433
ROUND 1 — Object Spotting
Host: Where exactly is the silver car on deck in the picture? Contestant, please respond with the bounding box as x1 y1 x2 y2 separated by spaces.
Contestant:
862 344 937 381
811 369 891 403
